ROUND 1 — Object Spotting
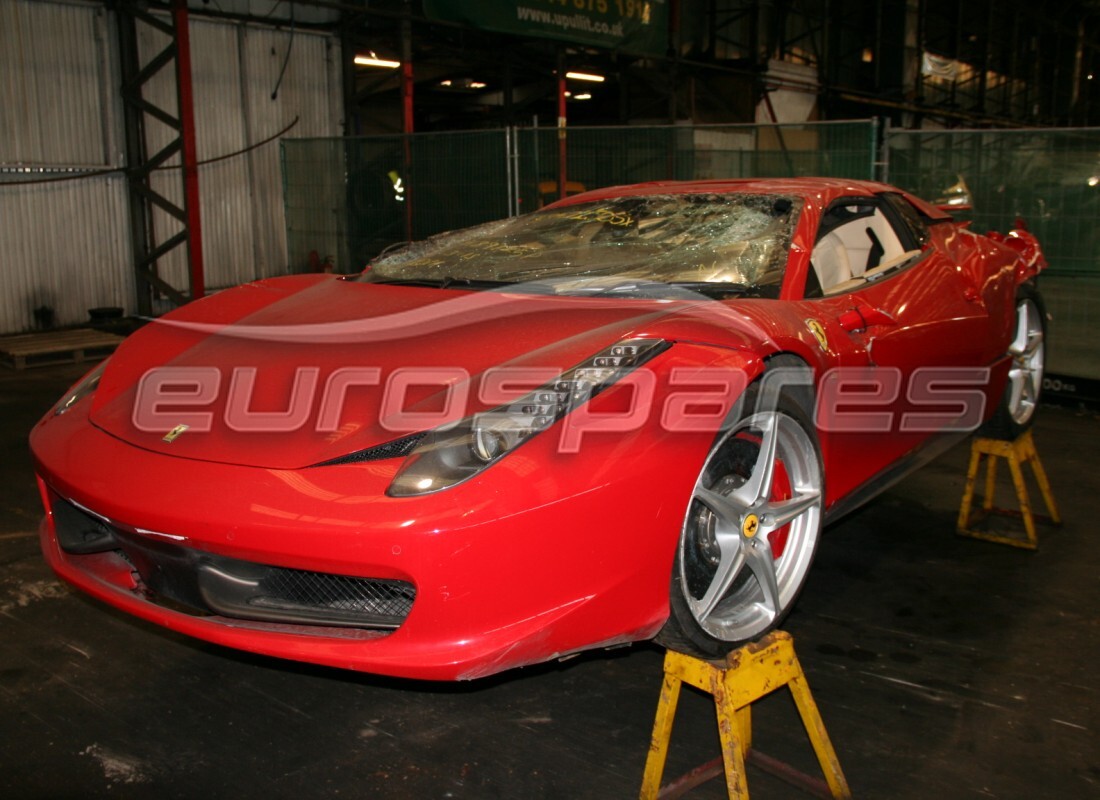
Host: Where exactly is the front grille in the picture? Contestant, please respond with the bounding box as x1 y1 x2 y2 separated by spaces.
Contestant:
258 568 414 619
196 559 415 628
50 494 414 630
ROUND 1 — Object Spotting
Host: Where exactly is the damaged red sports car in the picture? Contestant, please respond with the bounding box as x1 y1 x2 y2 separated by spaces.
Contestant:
30 179 1046 679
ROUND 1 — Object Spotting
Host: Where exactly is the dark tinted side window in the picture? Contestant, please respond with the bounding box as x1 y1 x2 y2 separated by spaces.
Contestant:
880 192 930 248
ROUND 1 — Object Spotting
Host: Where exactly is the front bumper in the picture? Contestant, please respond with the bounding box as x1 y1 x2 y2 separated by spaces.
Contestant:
32 398 710 680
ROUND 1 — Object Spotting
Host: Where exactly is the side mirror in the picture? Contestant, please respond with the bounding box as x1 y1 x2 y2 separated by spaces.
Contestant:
934 175 972 213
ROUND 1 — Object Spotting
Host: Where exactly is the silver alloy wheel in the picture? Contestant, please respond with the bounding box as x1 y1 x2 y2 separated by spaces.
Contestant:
1006 298 1045 425
679 410 822 641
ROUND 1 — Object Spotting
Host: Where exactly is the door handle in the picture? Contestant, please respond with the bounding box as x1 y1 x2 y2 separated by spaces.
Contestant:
837 303 895 333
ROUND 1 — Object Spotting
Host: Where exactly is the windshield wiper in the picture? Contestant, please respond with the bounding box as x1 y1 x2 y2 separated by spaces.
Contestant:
537 279 754 299
666 281 752 298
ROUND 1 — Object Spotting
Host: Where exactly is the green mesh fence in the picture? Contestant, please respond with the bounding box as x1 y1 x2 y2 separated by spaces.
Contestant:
283 131 510 274
282 121 877 271
516 120 876 210
885 128 1100 278
886 128 1100 385
282 138 352 273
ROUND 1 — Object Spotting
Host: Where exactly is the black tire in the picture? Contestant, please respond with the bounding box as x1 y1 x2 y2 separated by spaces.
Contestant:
656 378 824 659
979 284 1047 441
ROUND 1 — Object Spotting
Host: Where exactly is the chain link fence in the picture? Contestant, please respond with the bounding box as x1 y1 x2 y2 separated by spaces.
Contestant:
884 128 1100 278
283 120 877 273
886 128 1100 385
516 121 877 213
282 131 510 276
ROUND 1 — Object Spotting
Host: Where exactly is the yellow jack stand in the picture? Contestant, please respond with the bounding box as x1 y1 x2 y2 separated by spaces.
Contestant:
957 430 1061 550
640 631 851 800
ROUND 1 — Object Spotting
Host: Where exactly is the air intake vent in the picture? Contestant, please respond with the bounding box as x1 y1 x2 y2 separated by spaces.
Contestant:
52 497 118 554
197 559 415 629
313 432 425 466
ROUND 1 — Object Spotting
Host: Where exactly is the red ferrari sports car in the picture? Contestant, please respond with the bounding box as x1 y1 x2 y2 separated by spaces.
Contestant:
30 179 1046 680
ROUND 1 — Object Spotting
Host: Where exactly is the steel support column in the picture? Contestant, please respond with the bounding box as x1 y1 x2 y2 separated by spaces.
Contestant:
117 0 204 315
401 5 414 240
173 0 204 301
557 49 567 201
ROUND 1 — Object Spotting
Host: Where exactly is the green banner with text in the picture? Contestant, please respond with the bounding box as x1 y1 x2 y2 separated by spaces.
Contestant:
423 0 668 56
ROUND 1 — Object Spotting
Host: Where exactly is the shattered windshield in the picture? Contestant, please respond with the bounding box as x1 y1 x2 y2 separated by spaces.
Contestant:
362 193 802 296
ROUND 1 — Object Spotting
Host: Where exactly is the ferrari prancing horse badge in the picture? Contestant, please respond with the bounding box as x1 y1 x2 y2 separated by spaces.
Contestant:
805 319 830 353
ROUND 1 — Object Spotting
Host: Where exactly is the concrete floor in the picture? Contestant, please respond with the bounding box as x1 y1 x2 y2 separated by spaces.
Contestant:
1044 275 1100 381
2 363 1097 799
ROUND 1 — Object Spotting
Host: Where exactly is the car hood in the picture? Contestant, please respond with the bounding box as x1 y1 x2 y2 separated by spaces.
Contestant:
89 275 763 470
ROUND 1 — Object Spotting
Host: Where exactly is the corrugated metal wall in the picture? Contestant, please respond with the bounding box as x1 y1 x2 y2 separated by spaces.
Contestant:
242 25 342 277
0 0 132 334
1 0 118 166
139 15 343 294
1 177 134 332
0 0 341 333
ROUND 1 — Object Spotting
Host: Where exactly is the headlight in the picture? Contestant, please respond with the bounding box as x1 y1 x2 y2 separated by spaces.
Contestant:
387 338 670 496
53 361 108 416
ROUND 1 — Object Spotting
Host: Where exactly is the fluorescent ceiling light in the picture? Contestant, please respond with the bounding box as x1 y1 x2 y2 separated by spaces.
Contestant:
355 55 400 69
439 78 487 89
574 93 592 100
566 71 605 83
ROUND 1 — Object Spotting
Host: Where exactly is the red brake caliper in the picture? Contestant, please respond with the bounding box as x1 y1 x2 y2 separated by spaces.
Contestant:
769 459 793 559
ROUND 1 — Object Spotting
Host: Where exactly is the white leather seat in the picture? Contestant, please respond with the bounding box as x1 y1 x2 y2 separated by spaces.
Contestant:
811 231 852 292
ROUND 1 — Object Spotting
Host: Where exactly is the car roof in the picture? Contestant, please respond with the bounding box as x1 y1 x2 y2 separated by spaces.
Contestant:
548 177 952 221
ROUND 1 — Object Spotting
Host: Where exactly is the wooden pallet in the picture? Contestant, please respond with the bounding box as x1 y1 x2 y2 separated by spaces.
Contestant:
0 328 125 370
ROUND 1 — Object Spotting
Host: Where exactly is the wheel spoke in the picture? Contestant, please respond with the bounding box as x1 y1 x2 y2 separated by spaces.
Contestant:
745 538 781 618
760 489 821 534
1023 329 1044 358
690 532 747 623
1027 357 1043 399
1009 302 1030 356
1005 298 1045 425
1007 367 1026 412
695 486 747 530
730 414 778 507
